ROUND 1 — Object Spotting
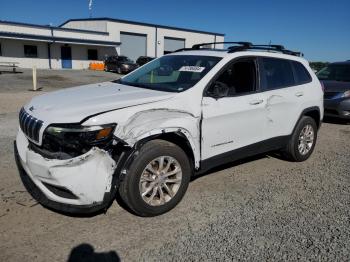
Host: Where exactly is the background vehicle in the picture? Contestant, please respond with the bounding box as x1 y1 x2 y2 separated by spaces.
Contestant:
136 56 155 66
317 61 350 120
15 42 323 217
104 55 138 74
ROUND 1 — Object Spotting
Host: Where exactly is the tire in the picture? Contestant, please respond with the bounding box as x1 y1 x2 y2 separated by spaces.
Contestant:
283 116 318 162
119 139 191 217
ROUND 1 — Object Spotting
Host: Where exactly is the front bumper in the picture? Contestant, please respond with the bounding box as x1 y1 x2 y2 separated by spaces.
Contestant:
14 129 117 214
324 98 350 119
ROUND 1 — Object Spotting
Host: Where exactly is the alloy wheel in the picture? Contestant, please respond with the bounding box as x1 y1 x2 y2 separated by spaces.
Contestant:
139 156 182 206
298 124 315 155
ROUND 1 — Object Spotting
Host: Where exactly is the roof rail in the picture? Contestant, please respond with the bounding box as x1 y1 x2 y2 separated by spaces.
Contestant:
192 41 252 49
228 44 303 56
173 41 303 57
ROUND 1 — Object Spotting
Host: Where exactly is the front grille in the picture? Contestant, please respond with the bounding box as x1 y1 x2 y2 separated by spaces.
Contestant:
19 108 43 142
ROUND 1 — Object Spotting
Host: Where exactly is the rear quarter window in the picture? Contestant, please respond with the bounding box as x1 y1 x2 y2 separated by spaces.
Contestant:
261 57 294 90
292 61 312 84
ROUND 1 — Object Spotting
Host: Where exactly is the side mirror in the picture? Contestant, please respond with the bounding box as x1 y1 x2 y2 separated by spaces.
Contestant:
207 81 229 99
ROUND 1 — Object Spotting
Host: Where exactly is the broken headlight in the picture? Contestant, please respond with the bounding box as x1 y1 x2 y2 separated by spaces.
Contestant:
46 124 116 143
42 123 117 156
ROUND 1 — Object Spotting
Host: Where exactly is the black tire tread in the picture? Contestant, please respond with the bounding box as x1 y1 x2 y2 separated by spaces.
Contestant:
283 116 317 162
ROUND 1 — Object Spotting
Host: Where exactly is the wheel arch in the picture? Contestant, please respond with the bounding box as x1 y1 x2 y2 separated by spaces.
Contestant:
294 106 322 132
133 131 197 173
301 106 321 129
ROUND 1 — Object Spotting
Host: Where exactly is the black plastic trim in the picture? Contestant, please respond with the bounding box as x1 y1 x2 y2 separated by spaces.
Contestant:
198 136 290 174
42 182 78 200
296 106 322 130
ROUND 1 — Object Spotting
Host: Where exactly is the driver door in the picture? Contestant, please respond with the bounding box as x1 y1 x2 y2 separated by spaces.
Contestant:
201 57 266 160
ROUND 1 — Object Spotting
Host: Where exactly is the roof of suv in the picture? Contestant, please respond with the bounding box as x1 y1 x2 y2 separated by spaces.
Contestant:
169 49 308 63
167 42 307 63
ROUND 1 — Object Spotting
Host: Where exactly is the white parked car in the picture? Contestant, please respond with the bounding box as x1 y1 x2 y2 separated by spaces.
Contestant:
15 42 323 216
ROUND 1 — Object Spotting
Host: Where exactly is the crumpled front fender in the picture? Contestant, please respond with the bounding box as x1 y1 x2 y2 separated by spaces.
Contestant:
114 108 201 168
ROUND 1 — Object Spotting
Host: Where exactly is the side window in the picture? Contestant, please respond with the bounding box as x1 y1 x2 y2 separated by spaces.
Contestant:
24 45 38 58
261 57 294 90
292 61 312 84
208 58 257 96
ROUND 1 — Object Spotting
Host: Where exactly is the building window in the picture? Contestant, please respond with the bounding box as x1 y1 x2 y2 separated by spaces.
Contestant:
24 45 38 58
88 49 98 60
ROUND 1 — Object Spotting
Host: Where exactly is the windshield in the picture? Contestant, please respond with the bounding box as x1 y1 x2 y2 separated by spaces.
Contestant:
317 64 350 82
118 55 222 92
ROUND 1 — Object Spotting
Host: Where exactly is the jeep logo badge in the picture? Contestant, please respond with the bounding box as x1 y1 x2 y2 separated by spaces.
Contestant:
29 106 34 112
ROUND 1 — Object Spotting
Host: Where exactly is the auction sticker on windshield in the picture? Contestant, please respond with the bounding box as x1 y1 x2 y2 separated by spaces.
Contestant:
179 66 205 73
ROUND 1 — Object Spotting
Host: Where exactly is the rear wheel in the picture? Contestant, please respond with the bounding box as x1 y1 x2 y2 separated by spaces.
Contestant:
119 140 191 217
283 116 318 162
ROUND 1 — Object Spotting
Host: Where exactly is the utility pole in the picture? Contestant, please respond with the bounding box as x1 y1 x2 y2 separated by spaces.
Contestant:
88 0 93 18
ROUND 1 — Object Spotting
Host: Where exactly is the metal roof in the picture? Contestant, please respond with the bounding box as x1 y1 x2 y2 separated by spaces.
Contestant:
0 20 109 35
60 17 225 36
0 31 120 46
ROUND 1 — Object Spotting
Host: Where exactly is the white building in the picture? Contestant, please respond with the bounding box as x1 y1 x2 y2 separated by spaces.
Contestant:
0 18 224 69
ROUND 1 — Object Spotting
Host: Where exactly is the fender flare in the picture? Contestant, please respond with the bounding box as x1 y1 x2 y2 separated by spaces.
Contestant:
131 127 200 169
292 106 322 134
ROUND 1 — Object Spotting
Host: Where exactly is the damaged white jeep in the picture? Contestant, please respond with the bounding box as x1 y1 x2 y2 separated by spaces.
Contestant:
15 42 323 216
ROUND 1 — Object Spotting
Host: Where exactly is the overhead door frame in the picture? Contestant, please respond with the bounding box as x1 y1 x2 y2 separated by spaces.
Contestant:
164 36 186 54
120 31 147 61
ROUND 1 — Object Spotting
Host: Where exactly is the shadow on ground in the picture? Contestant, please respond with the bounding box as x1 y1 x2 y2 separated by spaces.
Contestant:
67 243 120 262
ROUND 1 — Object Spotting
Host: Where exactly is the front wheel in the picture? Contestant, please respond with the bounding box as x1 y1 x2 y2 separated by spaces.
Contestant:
283 116 318 162
118 140 191 217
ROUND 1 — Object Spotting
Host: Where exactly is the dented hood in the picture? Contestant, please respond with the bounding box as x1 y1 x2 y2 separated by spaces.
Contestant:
24 82 174 123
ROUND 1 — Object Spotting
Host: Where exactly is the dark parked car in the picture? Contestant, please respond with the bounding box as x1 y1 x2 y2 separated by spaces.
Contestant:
317 61 350 120
136 56 155 66
104 56 138 74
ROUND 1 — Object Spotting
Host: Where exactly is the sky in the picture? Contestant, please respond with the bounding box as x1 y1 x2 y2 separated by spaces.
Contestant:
0 0 349 62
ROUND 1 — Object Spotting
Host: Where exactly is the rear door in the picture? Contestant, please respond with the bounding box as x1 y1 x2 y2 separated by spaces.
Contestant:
258 57 305 139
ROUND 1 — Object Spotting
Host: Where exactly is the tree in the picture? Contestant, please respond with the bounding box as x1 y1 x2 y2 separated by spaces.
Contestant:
309 62 329 72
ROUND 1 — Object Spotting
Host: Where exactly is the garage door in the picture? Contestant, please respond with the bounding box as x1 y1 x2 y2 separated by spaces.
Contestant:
164 37 185 54
120 32 147 62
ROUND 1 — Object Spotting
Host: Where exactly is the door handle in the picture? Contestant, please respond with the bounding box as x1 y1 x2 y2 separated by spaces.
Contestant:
249 99 264 105
295 92 304 97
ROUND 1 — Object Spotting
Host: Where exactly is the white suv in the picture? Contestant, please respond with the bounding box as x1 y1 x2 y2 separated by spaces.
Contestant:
15 42 323 216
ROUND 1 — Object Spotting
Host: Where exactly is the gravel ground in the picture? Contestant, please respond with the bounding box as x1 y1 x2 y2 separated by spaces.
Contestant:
0 70 349 261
